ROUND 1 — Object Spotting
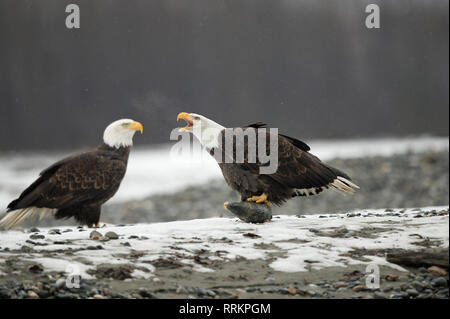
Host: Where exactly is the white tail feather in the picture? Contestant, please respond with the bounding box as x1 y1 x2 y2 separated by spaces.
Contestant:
330 177 360 195
294 176 359 197
0 207 56 230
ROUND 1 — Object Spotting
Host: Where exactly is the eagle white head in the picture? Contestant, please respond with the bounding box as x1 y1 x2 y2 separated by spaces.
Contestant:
103 119 143 148
177 112 225 149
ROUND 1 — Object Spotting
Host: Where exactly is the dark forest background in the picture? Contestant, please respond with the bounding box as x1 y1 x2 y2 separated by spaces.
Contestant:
0 0 448 151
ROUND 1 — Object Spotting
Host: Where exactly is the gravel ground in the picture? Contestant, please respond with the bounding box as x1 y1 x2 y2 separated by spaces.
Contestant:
0 208 448 299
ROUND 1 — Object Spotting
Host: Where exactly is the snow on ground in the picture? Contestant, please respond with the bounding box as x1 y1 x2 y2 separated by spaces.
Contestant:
0 136 448 210
0 206 447 280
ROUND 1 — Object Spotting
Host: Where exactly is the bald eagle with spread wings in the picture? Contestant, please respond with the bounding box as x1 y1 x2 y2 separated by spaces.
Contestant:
177 112 359 206
0 119 143 229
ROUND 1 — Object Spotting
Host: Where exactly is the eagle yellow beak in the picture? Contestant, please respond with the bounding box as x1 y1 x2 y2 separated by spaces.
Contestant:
177 112 193 132
128 121 143 134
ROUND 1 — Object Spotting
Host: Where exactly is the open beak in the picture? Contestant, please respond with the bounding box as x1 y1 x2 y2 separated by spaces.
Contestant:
177 112 194 132
128 121 143 134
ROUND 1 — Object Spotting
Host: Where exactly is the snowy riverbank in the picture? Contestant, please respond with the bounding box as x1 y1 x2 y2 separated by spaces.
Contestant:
0 206 448 299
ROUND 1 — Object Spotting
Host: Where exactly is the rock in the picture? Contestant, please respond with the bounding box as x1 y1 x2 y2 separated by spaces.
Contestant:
333 282 347 289
89 231 102 240
105 232 119 240
385 274 399 281
382 286 394 293
391 292 408 299
411 281 425 292
428 266 448 276
352 285 365 292
406 289 419 297
287 287 297 295
29 227 40 233
265 277 275 282
48 229 61 235
27 290 39 299
373 292 388 299
103 288 112 296
55 278 66 289
93 294 103 299
29 234 45 240
431 277 448 288
21 246 34 253
28 264 43 274
138 287 156 298
306 290 316 297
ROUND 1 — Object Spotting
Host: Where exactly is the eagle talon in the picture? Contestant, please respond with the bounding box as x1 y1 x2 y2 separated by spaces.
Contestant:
247 194 270 206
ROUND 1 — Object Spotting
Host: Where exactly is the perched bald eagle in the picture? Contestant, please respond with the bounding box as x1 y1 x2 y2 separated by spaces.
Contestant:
177 112 359 206
0 119 143 229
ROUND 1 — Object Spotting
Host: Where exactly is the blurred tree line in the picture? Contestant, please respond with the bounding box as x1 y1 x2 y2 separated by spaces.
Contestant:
0 0 448 151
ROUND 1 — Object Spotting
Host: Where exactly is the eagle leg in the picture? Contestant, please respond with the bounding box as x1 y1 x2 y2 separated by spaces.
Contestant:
247 193 270 206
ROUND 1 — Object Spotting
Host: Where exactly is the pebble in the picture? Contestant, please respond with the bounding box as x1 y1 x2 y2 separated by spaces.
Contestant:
373 292 388 299
391 292 408 299
333 282 347 289
105 232 119 240
287 287 297 295
27 290 39 299
406 289 419 297
428 266 448 276
411 281 425 292
431 277 448 288
27 235 43 242
352 285 365 292
21 246 34 253
138 287 156 298
385 274 399 281
55 278 66 289
89 231 102 240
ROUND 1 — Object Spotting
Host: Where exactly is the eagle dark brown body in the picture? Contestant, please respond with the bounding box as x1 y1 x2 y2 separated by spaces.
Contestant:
214 125 359 206
6 144 130 226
